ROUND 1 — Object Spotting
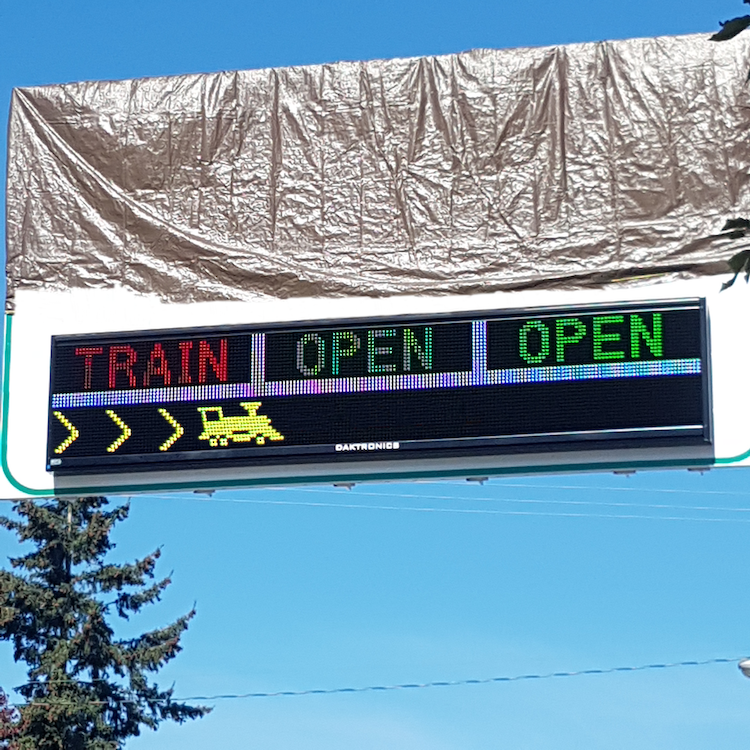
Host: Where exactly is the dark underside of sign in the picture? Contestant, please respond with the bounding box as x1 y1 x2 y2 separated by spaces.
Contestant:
47 299 711 474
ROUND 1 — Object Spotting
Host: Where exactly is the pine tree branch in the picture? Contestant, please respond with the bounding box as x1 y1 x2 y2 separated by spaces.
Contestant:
81 551 161 594
112 578 171 619
120 610 195 673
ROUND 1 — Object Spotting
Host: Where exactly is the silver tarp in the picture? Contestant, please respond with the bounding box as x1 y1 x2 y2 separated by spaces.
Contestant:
6 33 750 308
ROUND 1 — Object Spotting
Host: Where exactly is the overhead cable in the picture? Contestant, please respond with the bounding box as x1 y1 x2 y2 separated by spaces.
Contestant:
179 657 739 700
13 657 741 705
287 486 750 515
178 494 750 524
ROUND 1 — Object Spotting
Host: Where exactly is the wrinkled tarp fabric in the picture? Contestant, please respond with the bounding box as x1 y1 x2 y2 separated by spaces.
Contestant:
6 34 750 307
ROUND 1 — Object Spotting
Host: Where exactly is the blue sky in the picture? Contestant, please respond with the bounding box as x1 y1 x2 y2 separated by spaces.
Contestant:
3 0 750 748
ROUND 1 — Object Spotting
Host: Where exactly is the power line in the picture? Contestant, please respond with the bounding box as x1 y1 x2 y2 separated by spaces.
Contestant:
12 657 741 705
171 480 750 522
140 657 750 700
288 486 750 515
418 481 750 498
272 479 750 500
180 657 740 700
178 494 750 524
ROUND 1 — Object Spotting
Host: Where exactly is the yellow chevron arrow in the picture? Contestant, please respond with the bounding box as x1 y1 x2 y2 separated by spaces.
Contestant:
105 410 131 453
53 411 79 454
158 408 184 451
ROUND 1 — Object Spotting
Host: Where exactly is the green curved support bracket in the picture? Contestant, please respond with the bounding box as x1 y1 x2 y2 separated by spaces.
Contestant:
1 314 52 496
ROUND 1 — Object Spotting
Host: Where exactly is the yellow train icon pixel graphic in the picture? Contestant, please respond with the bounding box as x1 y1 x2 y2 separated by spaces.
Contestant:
197 402 284 447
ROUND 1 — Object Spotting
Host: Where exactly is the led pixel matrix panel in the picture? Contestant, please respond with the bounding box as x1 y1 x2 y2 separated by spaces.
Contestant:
47 299 711 474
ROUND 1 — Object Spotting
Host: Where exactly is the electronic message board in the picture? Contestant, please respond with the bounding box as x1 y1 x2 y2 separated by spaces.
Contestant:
46 299 710 475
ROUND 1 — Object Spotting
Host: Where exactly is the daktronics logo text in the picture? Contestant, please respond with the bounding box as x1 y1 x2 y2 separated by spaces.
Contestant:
335 441 400 452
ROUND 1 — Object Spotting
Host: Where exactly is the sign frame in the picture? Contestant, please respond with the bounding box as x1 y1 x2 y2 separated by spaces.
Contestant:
45 297 713 477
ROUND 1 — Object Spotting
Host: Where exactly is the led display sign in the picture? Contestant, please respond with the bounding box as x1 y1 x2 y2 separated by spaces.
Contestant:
47 299 711 474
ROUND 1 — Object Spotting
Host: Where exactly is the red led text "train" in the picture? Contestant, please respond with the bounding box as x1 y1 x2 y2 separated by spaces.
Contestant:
74 340 228 390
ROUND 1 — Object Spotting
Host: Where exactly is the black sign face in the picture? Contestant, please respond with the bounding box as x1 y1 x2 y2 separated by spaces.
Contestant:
47 299 711 474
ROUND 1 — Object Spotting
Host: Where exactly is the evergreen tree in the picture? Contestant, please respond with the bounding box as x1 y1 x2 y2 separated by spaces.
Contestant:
0 496 209 750
0 687 21 749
